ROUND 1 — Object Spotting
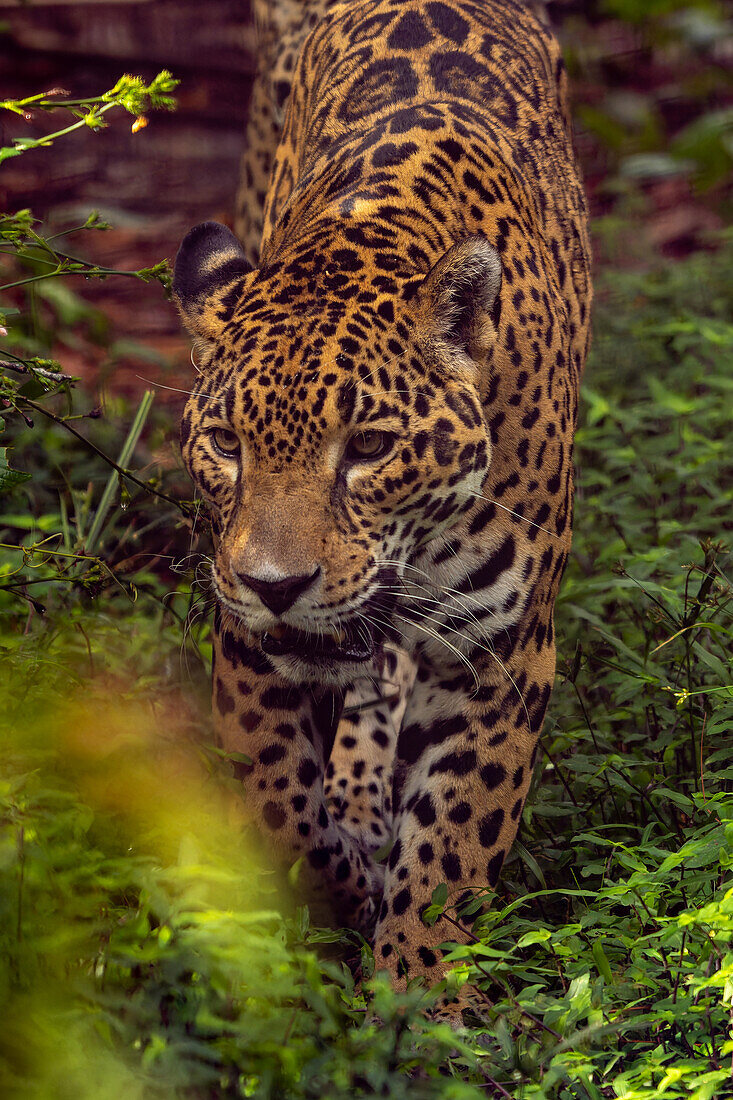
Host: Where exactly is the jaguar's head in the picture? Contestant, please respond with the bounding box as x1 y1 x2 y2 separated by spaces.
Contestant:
173 221 500 685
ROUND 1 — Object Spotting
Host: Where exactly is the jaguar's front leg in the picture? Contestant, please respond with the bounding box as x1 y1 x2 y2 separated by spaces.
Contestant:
373 619 555 988
325 647 415 857
213 609 383 930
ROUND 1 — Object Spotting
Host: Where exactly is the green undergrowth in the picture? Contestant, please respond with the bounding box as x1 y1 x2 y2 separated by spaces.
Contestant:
1 232 732 1098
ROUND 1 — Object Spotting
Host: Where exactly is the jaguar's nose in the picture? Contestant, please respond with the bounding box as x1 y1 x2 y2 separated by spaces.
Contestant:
237 566 321 615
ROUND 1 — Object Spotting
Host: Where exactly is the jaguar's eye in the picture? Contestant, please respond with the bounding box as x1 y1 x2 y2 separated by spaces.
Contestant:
345 430 395 462
210 427 240 457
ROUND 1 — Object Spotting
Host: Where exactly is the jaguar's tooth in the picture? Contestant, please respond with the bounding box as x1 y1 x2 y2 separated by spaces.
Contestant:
330 629 345 644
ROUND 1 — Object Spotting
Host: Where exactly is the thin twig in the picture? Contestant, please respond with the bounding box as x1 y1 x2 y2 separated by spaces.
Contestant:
477 1068 513 1098
0 359 76 384
17 395 185 513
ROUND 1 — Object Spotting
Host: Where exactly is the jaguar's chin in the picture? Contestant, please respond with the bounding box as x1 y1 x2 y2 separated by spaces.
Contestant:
269 648 378 688
256 619 378 687
261 588 401 685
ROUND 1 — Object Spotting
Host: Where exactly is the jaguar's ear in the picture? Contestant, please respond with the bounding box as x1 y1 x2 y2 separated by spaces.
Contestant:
172 221 253 342
417 236 502 370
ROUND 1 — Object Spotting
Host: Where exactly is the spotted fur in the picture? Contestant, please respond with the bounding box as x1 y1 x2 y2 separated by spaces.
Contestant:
236 0 345 264
173 0 591 994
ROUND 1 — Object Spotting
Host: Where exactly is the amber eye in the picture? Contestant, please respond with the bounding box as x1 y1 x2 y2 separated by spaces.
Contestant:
345 430 394 463
210 427 240 457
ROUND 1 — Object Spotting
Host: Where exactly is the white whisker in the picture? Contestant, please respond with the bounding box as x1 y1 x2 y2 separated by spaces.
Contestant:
453 488 559 538
374 558 504 636
380 585 488 636
365 604 481 691
371 568 530 720
135 375 221 402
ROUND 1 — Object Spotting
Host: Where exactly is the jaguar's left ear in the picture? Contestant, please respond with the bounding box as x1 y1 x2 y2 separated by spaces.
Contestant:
416 236 502 370
172 221 253 343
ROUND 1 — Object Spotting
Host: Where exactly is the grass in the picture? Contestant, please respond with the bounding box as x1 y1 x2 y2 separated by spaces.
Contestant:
1 226 732 1098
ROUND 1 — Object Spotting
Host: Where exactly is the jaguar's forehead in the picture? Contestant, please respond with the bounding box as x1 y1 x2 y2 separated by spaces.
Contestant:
202 269 425 398
224 283 417 364
196 339 415 426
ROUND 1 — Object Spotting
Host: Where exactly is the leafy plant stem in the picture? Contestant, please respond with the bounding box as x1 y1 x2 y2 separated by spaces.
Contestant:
570 678 620 820
0 263 167 293
540 738 579 807
85 390 154 554
0 360 75 384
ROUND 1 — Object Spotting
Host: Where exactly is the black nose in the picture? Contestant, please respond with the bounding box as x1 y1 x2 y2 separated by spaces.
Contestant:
237 566 321 615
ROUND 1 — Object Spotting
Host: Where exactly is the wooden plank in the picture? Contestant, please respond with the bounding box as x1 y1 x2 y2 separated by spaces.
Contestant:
0 1 155 7
4 0 256 71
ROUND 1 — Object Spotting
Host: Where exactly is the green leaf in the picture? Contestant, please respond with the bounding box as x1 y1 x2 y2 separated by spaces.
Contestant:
514 840 548 889
592 938 614 984
619 152 695 181
517 928 551 949
0 447 31 495
431 882 448 908
2 512 61 531
360 942 375 981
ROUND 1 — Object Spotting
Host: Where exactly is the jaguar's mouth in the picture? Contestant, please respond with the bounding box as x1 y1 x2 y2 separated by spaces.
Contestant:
237 568 401 667
260 620 375 663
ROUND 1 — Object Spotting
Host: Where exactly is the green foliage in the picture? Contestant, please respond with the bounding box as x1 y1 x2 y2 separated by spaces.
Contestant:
0 437 31 495
0 78 178 506
600 0 719 22
0 681 486 1100
0 74 177 370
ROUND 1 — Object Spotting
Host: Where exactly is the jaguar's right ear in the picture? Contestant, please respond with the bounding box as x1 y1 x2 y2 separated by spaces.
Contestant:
415 236 502 376
172 221 253 342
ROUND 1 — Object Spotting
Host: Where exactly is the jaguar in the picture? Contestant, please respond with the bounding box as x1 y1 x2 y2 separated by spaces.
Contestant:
172 0 591 997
